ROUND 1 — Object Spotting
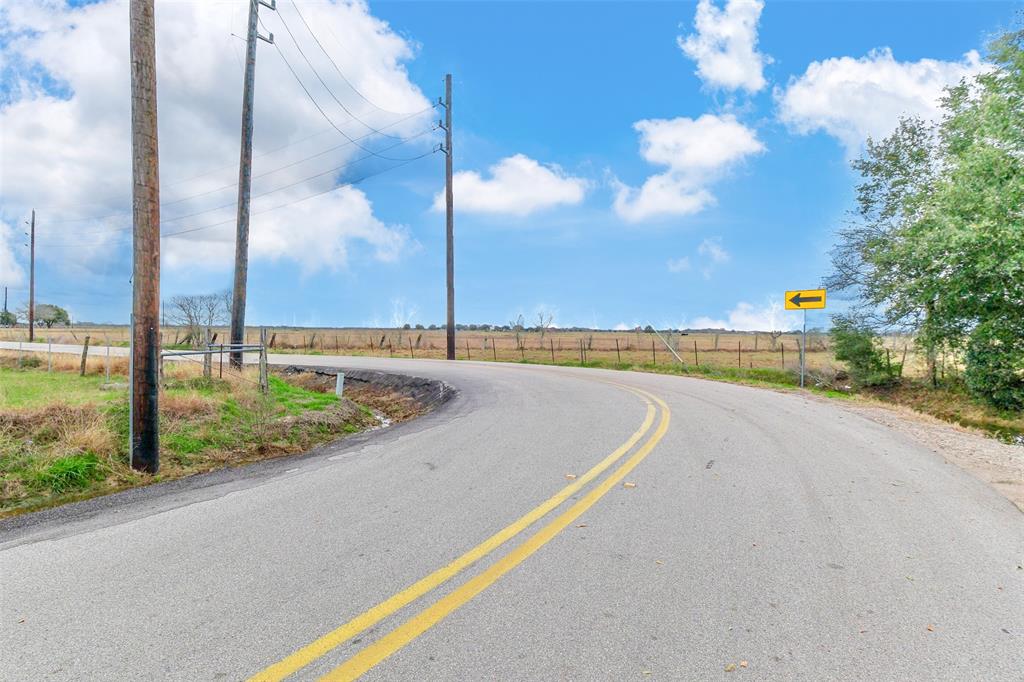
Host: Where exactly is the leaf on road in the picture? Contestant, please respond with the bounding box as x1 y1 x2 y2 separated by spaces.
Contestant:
927 624 935 632
655 559 665 565
623 482 637 489
565 474 577 480
576 523 588 528
724 663 737 672
740 661 748 668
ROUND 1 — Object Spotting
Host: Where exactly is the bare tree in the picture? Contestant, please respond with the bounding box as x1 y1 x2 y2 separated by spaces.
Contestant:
509 314 525 350
168 290 230 347
536 311 553 342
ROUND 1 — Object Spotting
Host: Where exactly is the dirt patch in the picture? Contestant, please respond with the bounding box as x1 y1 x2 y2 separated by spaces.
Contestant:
818 394 1024 512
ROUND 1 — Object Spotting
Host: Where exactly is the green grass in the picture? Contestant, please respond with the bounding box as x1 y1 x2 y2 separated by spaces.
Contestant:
0 367 121 408
0 366 375 518
269 376 339 414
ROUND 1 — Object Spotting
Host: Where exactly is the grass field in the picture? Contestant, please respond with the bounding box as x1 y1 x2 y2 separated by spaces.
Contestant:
0 324 938 378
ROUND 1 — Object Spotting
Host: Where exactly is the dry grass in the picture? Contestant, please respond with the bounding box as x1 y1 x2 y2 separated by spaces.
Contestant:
1 324 937 378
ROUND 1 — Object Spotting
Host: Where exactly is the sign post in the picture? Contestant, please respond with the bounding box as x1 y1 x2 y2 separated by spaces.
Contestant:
785 288 827 388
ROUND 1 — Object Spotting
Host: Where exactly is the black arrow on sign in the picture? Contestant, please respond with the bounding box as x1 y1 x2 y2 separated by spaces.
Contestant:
789 292 823 307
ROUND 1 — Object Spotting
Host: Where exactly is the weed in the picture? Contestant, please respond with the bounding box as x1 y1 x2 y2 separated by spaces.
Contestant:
36 453 103 493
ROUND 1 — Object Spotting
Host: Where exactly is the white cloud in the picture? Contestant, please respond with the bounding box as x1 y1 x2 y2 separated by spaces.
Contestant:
0 220 26 290
690 299 797 331
433 154 587 216
776 48 985 154
667 256 691 273
0 0 432 275
678 0 769 93
698 237 729 264
613 114 764 223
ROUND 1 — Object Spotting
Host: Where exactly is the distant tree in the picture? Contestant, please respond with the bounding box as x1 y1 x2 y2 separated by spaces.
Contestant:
23 303 70 328
643 324 655 333
414 323 424 330
535 312 554 341
167 290 230 347
0 310 16 327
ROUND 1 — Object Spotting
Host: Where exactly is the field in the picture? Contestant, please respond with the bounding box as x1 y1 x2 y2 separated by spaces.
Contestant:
0 325 941 379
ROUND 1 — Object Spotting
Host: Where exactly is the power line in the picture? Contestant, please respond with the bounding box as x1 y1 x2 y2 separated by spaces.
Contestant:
286 0 426 118
262 13 428 163
36 123 439 241
39 148 436 248
272 3 404 141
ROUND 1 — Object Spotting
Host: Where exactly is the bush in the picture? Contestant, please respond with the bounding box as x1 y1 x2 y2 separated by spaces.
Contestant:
832 319 899 387
964 321 1024 411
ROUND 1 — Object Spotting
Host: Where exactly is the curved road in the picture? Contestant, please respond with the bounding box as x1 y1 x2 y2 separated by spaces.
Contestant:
1 350 1022 680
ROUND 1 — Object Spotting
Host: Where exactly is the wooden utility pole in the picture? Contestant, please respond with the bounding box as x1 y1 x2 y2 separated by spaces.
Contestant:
229 0 274 369
129 0 161 473
27 210 35 341
443 74 455 360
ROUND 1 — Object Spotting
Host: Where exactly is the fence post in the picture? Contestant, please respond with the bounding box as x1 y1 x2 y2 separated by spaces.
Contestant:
203 328 212 379
79 335 91 377
693 340 698 366
651 339 656 364
47 336 52 372
615 338 621 364
550 338 555 363
219 344 224 378
258 327 268 394
409 339 415 359
105 337 110 383
737 341 741 368
781 342 785 369
335 372 344 397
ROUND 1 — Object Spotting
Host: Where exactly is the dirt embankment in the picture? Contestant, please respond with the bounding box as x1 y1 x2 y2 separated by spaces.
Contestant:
278 366 456 423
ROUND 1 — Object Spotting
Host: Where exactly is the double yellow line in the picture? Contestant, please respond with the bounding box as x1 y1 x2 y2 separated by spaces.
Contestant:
249 383 671 681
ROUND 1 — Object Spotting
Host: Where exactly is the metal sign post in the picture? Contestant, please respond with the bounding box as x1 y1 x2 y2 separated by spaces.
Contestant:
785 288 827 389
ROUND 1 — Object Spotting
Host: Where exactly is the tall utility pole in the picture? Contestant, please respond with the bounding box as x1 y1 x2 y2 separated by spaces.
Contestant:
27 210 35 341
129 0 161 473
443 74 455 360
229 0 275 369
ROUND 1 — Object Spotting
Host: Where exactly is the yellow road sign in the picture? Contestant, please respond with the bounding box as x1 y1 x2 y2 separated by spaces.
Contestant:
785 288 827 310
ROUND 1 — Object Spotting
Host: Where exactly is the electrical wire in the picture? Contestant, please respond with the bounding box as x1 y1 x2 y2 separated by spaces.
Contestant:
287 0 428 118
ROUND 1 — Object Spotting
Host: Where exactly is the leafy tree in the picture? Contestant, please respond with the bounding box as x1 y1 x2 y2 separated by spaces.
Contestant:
35 304 70 328
964 320 1024 411
0 310 15 327
828 30 1024 406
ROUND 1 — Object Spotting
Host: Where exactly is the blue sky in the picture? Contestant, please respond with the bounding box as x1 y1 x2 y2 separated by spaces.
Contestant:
0 0 1018 330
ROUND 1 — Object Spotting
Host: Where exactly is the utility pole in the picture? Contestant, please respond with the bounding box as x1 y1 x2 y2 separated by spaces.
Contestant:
27 210 35 341
442 74 455 360
229 0 275 369
129 0 161 473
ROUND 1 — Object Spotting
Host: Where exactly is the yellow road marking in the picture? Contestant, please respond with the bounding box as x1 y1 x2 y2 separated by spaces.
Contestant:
249 384 656 682
320 389 671 681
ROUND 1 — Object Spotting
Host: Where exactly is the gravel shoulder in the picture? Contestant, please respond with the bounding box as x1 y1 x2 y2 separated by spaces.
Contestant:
814 393 1024 512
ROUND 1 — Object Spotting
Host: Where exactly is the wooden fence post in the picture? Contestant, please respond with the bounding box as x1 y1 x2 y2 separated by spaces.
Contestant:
693 340 698 366
550 338 555 363
409 339 415 359
615 338 621 363
203 328 212 379
737 341 741 368
781 342 785 369
259 327 268 394
651 339 656 364
466 340 471 360
79 335 91 376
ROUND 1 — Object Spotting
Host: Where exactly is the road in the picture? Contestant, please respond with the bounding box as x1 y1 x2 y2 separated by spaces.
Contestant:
1 345 1022 680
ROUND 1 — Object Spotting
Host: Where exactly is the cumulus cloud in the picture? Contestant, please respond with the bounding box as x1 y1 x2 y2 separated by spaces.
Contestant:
433 154 587 216
0 0 433 276
678 0 769 93
690 299 797 331
776 48 985 154
613 114 764 223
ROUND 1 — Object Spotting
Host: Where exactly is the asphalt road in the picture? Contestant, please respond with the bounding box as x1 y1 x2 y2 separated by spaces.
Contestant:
1 346 1022 680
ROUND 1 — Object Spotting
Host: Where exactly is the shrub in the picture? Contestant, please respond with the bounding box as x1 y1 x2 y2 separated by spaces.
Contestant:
964 321 1024 411
37 453 103 493
832 318 899 387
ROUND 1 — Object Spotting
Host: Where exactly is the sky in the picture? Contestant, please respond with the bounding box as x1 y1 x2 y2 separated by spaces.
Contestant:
0 0 1018 331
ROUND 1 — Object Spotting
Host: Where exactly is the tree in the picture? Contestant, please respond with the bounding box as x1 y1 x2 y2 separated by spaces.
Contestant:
827 30 1024 405
20 303 70 328
0 310 16 327
167 291 230 347
535 311 553 341
831 317 899 387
